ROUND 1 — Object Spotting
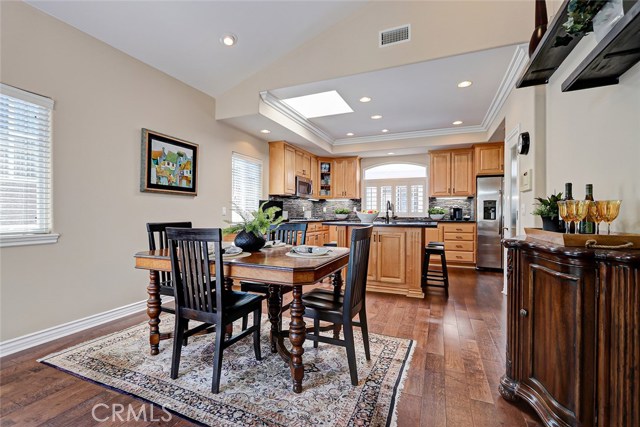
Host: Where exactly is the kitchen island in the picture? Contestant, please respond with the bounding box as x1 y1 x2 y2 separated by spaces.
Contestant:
323 220 440 298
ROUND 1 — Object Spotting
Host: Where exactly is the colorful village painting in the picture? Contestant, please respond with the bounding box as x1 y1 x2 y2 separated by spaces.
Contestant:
150 140 193 188
141 129 197 195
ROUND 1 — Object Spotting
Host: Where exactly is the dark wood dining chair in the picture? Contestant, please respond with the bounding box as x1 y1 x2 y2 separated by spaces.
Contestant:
166 227 263 393
240 222 308 328
301 225 373 386
146 221 193 315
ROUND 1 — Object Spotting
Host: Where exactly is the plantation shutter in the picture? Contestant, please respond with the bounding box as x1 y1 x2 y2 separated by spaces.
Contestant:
231 152 263 223
0 84 54 235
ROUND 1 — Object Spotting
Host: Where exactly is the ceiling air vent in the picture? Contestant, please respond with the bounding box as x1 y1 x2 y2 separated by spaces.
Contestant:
379 24 410 47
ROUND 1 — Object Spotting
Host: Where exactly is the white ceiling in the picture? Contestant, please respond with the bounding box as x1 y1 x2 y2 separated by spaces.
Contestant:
27 0 366 96
26 1 522 156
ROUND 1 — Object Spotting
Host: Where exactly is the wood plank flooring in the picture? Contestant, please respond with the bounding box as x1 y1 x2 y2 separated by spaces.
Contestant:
0 269 543 426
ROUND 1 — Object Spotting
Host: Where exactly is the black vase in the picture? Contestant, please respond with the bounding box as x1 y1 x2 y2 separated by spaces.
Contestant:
234 230 266 252
541 216 561 232
529 0 548 56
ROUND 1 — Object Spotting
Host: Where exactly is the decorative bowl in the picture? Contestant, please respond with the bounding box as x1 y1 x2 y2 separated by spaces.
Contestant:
430 214 445 220
356 212 379 223
335 214 349 220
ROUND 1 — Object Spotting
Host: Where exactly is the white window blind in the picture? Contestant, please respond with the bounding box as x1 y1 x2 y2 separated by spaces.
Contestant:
231 152 263 223
0 84 54 235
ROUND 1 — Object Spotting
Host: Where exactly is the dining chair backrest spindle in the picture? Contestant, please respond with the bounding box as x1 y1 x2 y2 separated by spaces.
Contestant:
343 226 373 320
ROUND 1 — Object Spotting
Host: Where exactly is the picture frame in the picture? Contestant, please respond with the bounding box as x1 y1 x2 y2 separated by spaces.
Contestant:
140 129 198 196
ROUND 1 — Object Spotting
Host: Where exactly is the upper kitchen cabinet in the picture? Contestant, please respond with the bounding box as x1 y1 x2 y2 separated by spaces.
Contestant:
333 157 360 198
429 148 474 197
269 141 296 195
295 150 312 179
474 142 504 175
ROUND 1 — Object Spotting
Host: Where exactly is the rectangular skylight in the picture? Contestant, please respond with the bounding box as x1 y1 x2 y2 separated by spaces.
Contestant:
281 90 353 118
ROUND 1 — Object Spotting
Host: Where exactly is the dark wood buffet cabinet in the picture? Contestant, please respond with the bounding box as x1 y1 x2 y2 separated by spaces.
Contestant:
500 237 639 427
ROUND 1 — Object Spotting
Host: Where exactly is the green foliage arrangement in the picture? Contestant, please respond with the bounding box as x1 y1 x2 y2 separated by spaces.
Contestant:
428 207 447 215
563 0 607 35
334 208 351 214
532 192 563 219
223 202 284 236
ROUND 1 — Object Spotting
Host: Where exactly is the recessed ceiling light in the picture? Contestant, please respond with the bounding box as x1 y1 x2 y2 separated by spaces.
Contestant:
260 129 271 134
457 80 473 88
387 152 395 155
381 129 389 133
346 132 354 136
371 114 382 120
282 90 353 118
452 120 463 125
359 96 372 103
220 34 237 47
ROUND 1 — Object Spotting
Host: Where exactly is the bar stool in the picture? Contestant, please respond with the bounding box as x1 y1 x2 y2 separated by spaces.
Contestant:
422 243 449 296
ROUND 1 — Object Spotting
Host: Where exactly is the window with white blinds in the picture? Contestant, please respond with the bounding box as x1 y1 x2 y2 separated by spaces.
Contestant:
362 163 427 216
0 84 54 237
231 152 263 223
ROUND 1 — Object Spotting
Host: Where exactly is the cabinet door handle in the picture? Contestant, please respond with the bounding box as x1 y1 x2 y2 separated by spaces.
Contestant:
519 309 528 317
456 245 462 248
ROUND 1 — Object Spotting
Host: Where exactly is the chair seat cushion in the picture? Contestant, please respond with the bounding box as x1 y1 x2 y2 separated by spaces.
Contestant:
240 281 293 295
222 290 264 310
301 288 344 316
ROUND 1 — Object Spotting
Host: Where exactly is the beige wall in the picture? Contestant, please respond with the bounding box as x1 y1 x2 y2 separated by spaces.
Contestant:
487 35 640 234
0 2 268 341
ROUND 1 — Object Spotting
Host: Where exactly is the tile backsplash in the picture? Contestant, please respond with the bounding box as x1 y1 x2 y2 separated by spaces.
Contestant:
269 196 361 220
429 197 475 219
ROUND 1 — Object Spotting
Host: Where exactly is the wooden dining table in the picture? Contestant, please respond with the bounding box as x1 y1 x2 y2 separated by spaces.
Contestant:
134 245 350 393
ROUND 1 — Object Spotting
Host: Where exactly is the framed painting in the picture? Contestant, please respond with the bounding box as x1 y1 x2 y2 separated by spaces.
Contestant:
140 129 198 196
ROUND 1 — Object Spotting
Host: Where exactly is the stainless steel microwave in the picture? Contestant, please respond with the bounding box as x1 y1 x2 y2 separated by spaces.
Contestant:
295 176 312 197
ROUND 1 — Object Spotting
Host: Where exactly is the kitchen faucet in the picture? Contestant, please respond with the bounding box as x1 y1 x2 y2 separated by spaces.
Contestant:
385 201 395 223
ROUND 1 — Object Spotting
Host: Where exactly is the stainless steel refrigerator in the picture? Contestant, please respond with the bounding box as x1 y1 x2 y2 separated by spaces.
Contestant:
476 176 504 270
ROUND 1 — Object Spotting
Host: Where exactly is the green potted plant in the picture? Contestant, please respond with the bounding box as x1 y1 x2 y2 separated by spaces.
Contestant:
532 192 563 232
223 202 284 252
428 206 447 220
334 207 351 220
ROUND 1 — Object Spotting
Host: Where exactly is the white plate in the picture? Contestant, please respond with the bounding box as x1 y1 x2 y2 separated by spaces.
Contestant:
208 245 242 256
291 245 331 256
263 240 286 248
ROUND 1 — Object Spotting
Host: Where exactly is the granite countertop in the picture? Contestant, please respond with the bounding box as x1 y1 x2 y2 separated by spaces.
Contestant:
322 220 439 228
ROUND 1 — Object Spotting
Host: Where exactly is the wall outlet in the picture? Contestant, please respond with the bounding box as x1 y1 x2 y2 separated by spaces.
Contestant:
222 207 227 216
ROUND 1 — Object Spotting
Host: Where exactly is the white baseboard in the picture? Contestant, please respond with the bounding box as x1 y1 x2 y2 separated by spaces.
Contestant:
0 298 168 358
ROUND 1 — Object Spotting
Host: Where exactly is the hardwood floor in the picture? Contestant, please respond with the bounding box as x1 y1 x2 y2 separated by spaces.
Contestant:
0 269 543 426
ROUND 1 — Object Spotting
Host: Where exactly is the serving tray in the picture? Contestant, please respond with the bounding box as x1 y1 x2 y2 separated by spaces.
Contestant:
524 228 640 249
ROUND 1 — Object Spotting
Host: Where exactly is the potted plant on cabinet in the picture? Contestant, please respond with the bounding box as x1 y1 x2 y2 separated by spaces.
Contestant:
223 202 284 252
334 208 350 220
532 192 564 232
428 206 447 221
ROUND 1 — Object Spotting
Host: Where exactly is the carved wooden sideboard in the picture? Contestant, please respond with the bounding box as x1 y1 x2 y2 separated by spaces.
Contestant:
500 237 639 427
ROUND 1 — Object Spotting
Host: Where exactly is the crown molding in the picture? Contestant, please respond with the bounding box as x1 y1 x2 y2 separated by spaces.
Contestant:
260 44 529 149
259 91 334 144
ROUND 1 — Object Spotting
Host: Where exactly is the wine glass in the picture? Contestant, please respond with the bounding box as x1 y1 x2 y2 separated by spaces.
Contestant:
598 200 622 235
589 201 604 234
557 201 570 234
572 201 590 235
564 200 578 234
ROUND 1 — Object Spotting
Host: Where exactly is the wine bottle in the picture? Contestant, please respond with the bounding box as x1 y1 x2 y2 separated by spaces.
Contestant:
580 184 595 234
563 183 574 233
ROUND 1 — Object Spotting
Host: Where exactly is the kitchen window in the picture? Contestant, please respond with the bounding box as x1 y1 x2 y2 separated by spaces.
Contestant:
362 163 427 216
231 152 263 223
0 84 58 247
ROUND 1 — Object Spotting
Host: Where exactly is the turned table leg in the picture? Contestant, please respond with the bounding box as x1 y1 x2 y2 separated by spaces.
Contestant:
332 270 344 339
267 284 282 354
288 285 306 393
146 271 162 356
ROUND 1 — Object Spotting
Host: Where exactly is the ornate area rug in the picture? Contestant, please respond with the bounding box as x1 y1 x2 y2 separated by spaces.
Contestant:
39 315 414 426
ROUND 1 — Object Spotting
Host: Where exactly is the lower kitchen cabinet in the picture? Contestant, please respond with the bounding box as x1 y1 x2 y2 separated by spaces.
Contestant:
501 238 640 427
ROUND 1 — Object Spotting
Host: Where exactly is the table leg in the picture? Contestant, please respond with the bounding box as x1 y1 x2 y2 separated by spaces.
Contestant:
267 284 282 354
289 285 306 393
146 271 161 356
332 270 343 339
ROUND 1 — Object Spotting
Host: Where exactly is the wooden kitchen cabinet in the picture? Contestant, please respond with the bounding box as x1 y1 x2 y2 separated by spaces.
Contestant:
295 150 312 178
474 142 504 175
333 157 360 198
501 238 640 427
429 148 474 197
269 141 296 195
442 222 476 264
367 229 406 284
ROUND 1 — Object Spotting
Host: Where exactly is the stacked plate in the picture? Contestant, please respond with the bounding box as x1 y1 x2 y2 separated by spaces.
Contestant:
290 246 331 257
